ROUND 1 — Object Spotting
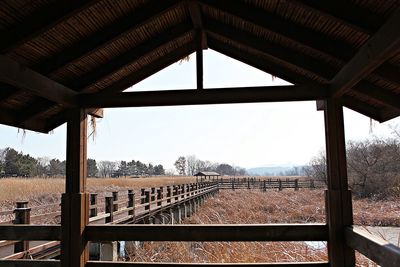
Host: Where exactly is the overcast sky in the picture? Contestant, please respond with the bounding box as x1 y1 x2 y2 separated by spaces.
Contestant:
1 50 399 171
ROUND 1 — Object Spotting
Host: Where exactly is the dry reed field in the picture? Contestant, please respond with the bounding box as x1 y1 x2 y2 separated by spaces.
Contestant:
0 176 195 210
127 190 392 266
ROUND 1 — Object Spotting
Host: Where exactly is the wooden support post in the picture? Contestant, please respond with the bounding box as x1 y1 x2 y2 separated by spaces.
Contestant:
294 179 299 191
157 188 162 207
196 47 203 90
128 190 135 217
144 190 150 211
105 196 114 224
61 108 89 267
324 99 355 267
13 201 31 255
112 192 118 212
278 179 282 191
89 194 98 217
166 186 171 203
151 188 156 202
140 189 145 204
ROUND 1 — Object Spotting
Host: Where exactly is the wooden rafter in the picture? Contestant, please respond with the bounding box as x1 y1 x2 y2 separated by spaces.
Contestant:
208 37 310 85
79 85 329 108
0 56 77 107
0 0 97 54
331 8 400 97
199 0 355 61
291 0 382 35
34 0 180 75
204 18 336 81
68 22 192 90
352 81 400 111
98 42 197 95
340 95 384 122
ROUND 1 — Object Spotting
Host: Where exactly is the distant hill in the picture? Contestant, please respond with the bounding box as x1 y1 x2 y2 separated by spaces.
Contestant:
246 166 307 176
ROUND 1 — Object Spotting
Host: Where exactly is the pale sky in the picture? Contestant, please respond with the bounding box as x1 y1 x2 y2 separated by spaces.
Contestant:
0 50 399 170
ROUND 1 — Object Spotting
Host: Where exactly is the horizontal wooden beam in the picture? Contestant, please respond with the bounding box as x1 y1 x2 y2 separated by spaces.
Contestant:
0 110 49 133
80 86 329 108
0 56 77 107
0 225 61 240
345 226 400 266
34 0 179 75
87 262 329 267
0 260 60 267
331 8 400 97
85 224 328 242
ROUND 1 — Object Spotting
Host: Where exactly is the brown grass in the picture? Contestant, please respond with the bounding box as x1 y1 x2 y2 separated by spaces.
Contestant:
127 190 385 266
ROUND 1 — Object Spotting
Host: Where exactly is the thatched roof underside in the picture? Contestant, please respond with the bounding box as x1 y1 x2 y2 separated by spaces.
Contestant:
0 0 399 133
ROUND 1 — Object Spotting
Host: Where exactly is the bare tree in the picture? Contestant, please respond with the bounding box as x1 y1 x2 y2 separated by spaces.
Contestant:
186 155 198 175
98 161 117 177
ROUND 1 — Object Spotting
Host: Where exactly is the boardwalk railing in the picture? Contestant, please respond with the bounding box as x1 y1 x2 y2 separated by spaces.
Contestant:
218 178 325 190
0 182 219 261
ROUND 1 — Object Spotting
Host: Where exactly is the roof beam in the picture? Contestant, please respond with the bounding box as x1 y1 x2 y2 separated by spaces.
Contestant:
80 85 329 108
199 0 355 61
187 0 207 49
0 0 97 54
340 95 384 122
331 8 400 97
98 42 196 95
204 18 336 81
68 22 192 90
291 0 382 35
34 0 180 75
0 55 77 107
352 81 400 111
208 37 310 85
0 109 48 133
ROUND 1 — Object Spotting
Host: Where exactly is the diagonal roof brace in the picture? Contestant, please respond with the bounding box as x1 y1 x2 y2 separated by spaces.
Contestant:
330 8 400 98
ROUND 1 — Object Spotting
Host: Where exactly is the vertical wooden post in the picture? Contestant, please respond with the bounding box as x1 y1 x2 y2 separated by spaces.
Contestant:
144 190 150 211
140 189 145 204
105 196 114 224
13 201 30 254
112 192 119 212
89 194 98 217
166 186 171 204
294 179 299 191
278 179 282 191
324 99 355 267
196 47 203 90
128 190 135 217
61 108 89 267
157 188 162 207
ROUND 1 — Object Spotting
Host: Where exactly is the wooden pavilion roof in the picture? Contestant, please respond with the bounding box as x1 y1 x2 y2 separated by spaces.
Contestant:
0 0 399 133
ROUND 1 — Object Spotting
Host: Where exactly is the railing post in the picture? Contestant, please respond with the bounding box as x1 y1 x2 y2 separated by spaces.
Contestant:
144 190 150 211
278 179 282 191
294 179 299 191
90 194 98 217
112 192 118 212
263 180 266 192
157 188 162 207
151 187 156 203
128 189 135 217
105 196 114 223
140 188 145 204
13 201 31 255
167 186 171 203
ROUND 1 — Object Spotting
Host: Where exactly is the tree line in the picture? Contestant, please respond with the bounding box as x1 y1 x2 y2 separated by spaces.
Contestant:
174 155 247 176
304 125 400 198
0 148 165 178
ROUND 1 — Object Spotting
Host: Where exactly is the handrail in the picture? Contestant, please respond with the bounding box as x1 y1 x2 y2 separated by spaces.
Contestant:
86 261 329 266
345 226 400 266
85 224 328 242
